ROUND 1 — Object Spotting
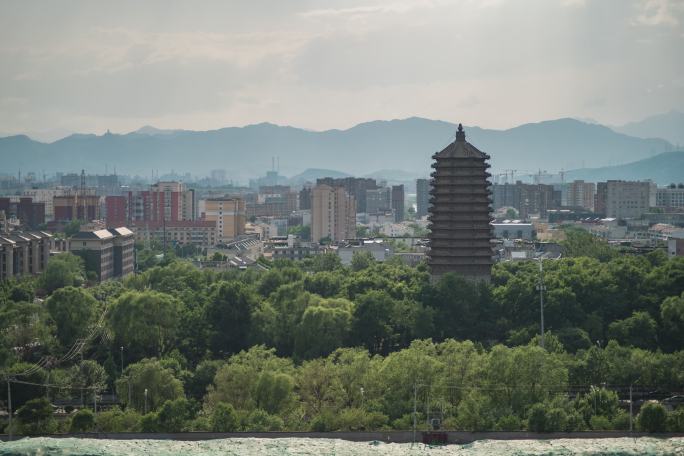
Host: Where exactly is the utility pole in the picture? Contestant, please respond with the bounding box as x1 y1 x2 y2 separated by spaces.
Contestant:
7 378 12 441
629 384 633 432
536 257 546 349
93 388 97 414
412 383 417 445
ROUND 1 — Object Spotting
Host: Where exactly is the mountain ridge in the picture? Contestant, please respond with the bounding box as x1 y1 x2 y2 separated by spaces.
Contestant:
0 117 675 181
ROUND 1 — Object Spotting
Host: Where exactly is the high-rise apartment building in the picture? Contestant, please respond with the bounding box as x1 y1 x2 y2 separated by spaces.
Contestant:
312 184 356 243
656 185 684 210
492 182 560 219
316 177 377 213
597 180 656 220
416 178 430 219
203 197 246 241
53 191 100 222
365 188 391 214
0 197 45 229
127 181 195 223
391 185 405 222
566 180 596 211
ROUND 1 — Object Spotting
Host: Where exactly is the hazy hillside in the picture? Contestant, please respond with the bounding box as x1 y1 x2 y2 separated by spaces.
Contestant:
614 110 684 147
0 118 673 180
564 151 684 185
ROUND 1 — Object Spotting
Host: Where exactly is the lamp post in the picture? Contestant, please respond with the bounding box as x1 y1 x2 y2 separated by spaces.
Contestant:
144 388 148 414
120 346 124 376
536 257 546 349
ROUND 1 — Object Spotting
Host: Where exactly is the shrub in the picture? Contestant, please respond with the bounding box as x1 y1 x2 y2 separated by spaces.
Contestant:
140 413 160 432
156 398 192 432
667 407 684 432
527 404 547 432
589 415 611 430
16 397 56 435
96 408 141 432
69 409 95 433
637 402 667 433
495 414 522 431
545 408 569 432
245 409 283 431
611 411 631 430
211 402 238 432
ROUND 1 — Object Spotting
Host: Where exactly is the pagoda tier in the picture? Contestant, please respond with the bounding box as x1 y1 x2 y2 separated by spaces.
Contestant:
428 124 493 282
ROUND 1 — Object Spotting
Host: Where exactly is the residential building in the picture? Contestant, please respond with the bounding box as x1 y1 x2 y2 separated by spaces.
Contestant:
337 239 393 265
392 185 405 222
53 190 100 222
246 186 298 218
365 188 391 214
566 180 596 211
316 177 378 213
311 184 356 243
127 181 195 224
203 197 246 241
598 180 656 220
299 186 313 210
668 232 684 258
105 196 127 228
23 187 70 221
656 185 684 210
416 178 430 219
492 222 535 240
132 220 218 247
68 226 134 281
265 235 322 261
109 227 135 277
0 197 45 229
0 214 52 281
428 124 492 282
492 182 560 219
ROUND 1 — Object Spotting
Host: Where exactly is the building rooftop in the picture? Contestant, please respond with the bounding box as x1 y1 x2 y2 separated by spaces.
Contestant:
71 229 114 240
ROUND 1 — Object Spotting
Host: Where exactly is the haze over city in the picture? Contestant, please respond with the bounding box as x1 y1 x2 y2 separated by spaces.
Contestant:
1 0 683 140
2 1 684 454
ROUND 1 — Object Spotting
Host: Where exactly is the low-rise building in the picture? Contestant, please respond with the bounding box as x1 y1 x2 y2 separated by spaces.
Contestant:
69 226 135 282
337 239 393 265
492 222 535 240
264 235 322 261
0 228 52 281
131 220 218 248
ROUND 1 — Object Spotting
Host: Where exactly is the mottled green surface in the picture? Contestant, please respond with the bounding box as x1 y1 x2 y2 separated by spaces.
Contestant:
1 437 683 456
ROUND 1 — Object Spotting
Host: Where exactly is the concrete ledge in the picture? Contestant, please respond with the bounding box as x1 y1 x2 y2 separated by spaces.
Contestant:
2 431 683 443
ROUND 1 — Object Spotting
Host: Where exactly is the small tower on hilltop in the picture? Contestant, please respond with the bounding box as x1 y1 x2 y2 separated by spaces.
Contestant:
427 123 493 282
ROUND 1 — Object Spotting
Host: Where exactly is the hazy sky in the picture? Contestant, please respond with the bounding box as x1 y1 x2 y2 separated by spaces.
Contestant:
1 0 682 138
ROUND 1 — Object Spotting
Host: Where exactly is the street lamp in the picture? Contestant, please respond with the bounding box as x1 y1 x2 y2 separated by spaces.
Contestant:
144 388 148 414
120 346 124 376
536 256 546 349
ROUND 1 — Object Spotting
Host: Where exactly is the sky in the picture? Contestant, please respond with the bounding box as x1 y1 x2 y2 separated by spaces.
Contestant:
0 0 683 140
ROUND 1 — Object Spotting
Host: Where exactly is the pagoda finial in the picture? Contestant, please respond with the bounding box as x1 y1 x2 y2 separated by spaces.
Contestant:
456 123 465 141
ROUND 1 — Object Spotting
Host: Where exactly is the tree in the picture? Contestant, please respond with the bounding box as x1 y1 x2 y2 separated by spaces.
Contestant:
46 286 98 348
211 402 238 432
661 292 684 351
351 290 395 355
115 358 184 413
16 397 56 435
42 253 84 293
156 398 192 432
205 281 259 356
637 402 668 433
69 360 108 405
561 228 616 262
254 371 296 415
294 299 353 360
108 291 181 358
69 408 95 432
351 251 375 272
607 311 658 349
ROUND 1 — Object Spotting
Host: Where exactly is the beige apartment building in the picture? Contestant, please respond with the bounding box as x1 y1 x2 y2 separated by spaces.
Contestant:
566 180 596 212
603 180 656 220
203 197 246 241
312 184 356 243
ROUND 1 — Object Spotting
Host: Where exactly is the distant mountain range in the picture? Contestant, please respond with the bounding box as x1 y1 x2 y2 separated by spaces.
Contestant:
564 151 684 185
0 117 678 182
613 110 684 147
